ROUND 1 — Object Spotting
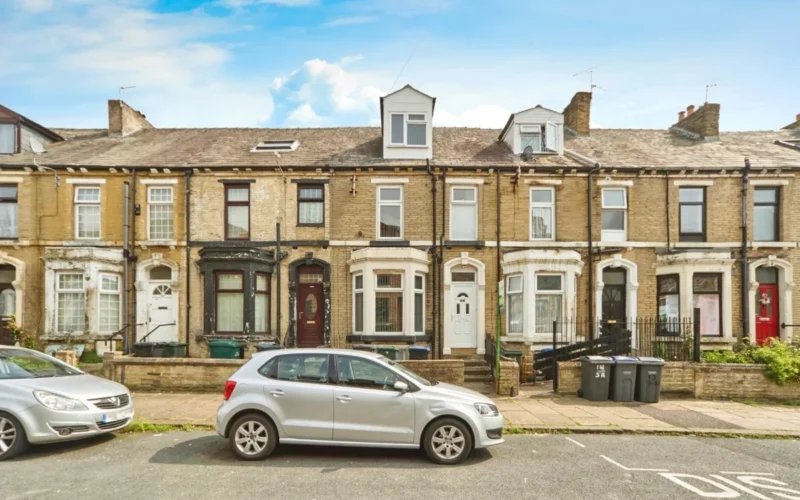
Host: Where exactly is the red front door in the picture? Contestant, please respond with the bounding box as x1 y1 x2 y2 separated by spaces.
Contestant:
755 284 779 345
296 266 324 347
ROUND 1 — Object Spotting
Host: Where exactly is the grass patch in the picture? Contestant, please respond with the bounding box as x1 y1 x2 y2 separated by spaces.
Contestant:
503 426 799 439
121 420 214 434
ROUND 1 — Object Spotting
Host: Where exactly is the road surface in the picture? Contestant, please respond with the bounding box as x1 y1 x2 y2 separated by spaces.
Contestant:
3 432 799 499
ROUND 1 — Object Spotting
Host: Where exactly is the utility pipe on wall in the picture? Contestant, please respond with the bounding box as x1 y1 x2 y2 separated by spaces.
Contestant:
122 181 130 354
587 163 600 336
184 168 193 355
427 161 437 355
741 158 751 340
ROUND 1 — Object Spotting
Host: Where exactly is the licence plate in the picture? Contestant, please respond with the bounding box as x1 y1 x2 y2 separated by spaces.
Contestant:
101 410 134 424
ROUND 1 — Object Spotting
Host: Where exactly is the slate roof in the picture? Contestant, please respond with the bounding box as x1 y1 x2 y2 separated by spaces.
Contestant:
0 125 797 170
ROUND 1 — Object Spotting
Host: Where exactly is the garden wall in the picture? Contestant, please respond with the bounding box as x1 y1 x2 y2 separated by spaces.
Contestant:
557 361 800 400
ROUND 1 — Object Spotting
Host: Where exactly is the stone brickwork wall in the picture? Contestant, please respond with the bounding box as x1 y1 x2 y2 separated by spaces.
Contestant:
398 359 464 385
557 361 800 400
563 91 592 136
671 103 720 138
495 359 520 396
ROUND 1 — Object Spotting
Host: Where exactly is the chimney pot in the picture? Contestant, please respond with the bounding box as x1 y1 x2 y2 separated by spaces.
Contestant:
796 113 800 122
678 111 686 121
562 91 592 136
687 105 695 116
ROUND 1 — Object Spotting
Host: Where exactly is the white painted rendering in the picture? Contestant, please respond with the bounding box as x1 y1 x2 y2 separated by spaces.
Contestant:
381 86 434 160
135 256 180 343
445 178 485 185
749 179 790 186
500 106 565 156
501 249 583 343
442 253 486 355
348 247 429 336
655 251 735 341
0 177 24 183
524 179 563 185
595 255 639 346
673 180 714 186
66 178 106 184
44 247 124 337
596 179 634 187
0 251 25 327
371 178 409 184
748 256 794 343
140 179 179 185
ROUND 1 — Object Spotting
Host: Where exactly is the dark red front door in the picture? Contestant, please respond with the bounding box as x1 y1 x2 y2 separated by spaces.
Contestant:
296 266 324 347
755 284 779 345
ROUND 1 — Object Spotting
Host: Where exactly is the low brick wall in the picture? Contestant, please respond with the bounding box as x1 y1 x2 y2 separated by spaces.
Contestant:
103 353 464 392
495 360 520 397
557 361 800 400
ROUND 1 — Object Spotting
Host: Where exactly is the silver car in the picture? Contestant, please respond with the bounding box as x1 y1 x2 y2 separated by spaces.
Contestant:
0 346 134 461
217 348 504 465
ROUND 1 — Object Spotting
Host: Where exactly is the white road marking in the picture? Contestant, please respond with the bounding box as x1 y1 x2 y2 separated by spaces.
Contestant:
710 475 772 500
565 437 586 448
719 472 774 476
600 455 670 472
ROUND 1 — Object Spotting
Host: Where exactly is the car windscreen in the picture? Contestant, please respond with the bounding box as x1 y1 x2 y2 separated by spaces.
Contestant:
386 358 432 386
0 349 82 379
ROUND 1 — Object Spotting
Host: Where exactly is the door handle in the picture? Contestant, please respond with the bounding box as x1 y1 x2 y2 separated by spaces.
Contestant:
269 389 284 397
337 395 351 403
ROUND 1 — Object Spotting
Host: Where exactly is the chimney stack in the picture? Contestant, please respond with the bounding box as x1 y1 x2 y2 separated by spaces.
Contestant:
563 91 592 136
108 100 153 138
678 111 686 121
686 104 695 116
782 113 800 130
671 103 720 140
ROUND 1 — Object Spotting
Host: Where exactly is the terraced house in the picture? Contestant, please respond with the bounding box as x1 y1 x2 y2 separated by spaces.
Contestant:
0 88 798 363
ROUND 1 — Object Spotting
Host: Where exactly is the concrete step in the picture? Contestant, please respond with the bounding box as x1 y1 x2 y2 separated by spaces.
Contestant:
464 365 491 374
464 374 493 383
463 359 489 367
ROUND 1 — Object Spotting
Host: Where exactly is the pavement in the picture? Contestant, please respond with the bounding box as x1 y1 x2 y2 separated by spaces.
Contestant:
3 432 800 500
132 391 800 436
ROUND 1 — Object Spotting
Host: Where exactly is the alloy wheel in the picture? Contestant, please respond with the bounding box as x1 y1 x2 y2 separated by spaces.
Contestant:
431 425 465 460
0 417 17 455
234 421 269 456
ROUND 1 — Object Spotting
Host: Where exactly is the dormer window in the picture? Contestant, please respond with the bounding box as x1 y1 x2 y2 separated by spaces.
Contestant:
251 140 299 152
500 106 564 156
390 113 427 147
520 125 542 153
0 124 17 154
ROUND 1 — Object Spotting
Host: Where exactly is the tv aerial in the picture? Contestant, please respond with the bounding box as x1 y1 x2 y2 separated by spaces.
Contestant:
573 65 608 92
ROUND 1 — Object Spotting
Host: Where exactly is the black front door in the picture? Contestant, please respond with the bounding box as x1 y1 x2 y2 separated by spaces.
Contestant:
601 268 626 336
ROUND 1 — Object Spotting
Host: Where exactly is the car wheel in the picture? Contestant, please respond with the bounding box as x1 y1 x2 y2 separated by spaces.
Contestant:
423 418 473 465
0 413 29 462
229 413 277 461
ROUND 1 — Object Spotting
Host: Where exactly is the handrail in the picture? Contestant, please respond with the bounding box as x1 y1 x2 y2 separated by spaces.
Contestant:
137 322 178 344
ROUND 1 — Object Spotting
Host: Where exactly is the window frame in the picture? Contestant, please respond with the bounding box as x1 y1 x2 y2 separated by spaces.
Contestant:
214 271 245 334
56 272 85 334
449 186 478 241
693 273 723 337
753 187 780 242
297 184 325 227
506 274 524 335
529 187 555 241
254 272 271 334
353 273 364 334
534 273 564 334
97 273 121 334
147 186 174 241
224 184 250 241
376 185 404 240
389 112 428 147
74 186 102 240
0 123 18 155
678 187 706 242
601 188 628 241
519 124 542 153
374 272 404 334
414 274 424 334
0 184 18 239
657 274 681 335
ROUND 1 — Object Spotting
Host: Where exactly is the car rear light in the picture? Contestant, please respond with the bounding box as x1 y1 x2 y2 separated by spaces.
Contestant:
223 380 237 401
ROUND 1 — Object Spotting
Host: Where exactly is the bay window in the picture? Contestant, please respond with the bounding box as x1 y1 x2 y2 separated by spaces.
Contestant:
534 274 563 334
506 275 523 335
693 274 721 337
375 273 403 333
216 272 244 334
450 186 477 240
254 273 270 334
414 274 424 333
98 274 121 333
353 274 364 333
57 273 85 333
530 187 554 240
657 275 680 335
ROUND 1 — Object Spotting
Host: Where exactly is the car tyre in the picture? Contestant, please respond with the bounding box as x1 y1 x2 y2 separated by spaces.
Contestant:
0 412 29 462
423 418 473 465
229 413 277 461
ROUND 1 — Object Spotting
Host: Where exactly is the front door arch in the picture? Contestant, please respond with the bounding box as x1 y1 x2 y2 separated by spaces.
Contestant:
748 257 794 343
288 256 331 347
443 253 486 355
135 258 180 343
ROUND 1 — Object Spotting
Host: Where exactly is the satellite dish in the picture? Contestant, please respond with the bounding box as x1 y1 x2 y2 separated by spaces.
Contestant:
521 145 534 162
29 137 46 154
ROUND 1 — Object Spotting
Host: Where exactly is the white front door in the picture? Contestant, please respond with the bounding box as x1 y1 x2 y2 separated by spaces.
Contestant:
146 284 177 342
451 283 477 348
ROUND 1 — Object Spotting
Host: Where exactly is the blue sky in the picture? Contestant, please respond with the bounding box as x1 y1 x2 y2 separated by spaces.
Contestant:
1 0 797 130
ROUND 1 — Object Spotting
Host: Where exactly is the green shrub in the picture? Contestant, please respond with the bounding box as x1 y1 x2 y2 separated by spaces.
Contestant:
702 339 800 385
80 349 104 364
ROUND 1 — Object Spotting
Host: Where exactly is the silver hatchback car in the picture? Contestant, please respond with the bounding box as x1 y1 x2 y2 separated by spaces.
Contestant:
0 346 134 461
217 348 504 465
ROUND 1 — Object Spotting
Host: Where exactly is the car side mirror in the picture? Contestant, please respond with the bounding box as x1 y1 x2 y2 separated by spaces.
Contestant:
393 381 409 393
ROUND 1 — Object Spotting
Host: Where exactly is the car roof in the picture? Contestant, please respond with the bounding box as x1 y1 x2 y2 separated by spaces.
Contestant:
256 348 384 359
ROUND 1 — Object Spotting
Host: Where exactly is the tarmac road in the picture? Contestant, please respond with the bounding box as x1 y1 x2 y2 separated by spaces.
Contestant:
2 432 800 500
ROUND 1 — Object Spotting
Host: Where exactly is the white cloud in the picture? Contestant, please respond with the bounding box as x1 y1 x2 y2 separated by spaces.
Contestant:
14 0 53 12
322 16 378 27
219 0 317 7
287 103 323 127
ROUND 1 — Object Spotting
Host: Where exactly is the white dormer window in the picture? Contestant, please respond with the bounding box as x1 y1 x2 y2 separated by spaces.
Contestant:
520 125 542 153
500 106 564 156
390 113 427 147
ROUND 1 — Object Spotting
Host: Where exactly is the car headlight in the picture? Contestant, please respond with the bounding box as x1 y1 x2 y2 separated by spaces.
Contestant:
33 390 88 412
474 403 499 417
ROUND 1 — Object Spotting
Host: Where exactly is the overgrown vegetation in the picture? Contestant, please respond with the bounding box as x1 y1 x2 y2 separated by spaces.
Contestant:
122 420 213 434
8 316 41 351
701 339 800 385
80 349 104 364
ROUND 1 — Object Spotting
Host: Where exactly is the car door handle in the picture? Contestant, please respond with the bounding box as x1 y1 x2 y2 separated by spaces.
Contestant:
337 395 351 403
269 389 284 397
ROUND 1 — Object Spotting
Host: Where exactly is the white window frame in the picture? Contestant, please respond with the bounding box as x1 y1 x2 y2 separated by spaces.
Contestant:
374 272 404 334
534 273 564 334
0 124 17 154
147 186 174 241
530 187 555 241
376 186 404 240
389 112 428 147
353 273 364 333
506 274 524 335
74 186 101 240
56 272 85 333
449 186 478 241
414 274 425 334
519 124 542 153
601 188 628 242
98 273 121 333
545 121 559 152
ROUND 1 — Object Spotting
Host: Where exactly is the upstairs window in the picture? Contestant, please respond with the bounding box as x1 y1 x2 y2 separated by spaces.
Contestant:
377 186 403 239
450 186 477 241
75 187 101 239
0 185 18 239
601 188 627 241
0 124 16 154
297 185 324 226
225 185 250 240
530 187 555 240
754 187 779 242
679 187 705 242
148 187 173 241
389 113 427 146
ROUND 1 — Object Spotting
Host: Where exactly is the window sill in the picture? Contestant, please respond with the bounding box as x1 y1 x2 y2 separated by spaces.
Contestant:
346 334 431 344
444 240 485 247
369 240 410 247
297 224 325 228
387 144 429 149
139 240 178 247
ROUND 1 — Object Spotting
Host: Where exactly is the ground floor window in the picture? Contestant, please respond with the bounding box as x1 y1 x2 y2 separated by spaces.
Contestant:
414 274 424 333
216 272 244 333
658 274 680 334
98 274 121 333
534 274 563 333
693 274 721 337
57 273 85 333
506 275 523 335
375 273 403 333
255 273 270 334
